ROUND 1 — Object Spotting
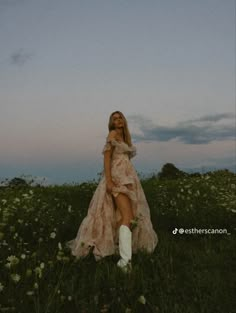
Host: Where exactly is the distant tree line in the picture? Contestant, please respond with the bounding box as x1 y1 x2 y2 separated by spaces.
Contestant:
1 163 234 188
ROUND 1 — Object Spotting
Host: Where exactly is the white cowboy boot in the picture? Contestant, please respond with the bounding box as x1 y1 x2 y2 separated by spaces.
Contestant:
117 225 132 273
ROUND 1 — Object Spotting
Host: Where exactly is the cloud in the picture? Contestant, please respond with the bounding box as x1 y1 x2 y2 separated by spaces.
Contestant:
10 49 33 66
128 112 236 144
179 113 235 124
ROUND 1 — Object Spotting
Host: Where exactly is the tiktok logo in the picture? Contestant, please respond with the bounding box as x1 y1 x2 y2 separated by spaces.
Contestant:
172 228 178 234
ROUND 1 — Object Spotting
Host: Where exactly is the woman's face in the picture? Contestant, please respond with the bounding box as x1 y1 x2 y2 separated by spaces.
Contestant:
112 113 124 129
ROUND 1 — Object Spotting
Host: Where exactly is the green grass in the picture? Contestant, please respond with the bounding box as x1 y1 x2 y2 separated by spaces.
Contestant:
0 171 235 313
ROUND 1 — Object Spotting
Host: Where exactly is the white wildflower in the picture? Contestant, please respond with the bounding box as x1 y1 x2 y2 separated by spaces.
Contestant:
50 232 56 239
138 295 146 305
40 262 45 269
34 267 42 278
11 273 21 283
6 255 19 266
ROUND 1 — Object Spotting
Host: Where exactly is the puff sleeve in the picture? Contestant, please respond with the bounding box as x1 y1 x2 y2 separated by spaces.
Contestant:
128 146 137 159
102 138 116 155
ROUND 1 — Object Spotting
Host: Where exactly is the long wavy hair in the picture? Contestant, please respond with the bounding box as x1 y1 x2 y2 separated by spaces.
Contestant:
108 111 132 147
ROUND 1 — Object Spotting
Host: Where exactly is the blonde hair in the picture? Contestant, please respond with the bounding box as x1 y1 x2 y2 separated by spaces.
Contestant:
108 111 132 147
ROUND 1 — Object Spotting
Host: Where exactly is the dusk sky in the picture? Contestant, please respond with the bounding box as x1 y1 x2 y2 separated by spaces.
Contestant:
0 0 235 185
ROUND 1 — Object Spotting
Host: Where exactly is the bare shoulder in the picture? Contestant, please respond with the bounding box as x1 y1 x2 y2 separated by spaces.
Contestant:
107 130 117 141
103 130 116 157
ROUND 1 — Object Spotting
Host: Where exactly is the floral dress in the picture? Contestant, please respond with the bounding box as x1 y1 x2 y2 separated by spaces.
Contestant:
65 136 158 261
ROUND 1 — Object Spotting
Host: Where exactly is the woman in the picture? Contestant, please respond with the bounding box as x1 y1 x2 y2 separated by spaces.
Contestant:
66 111 158 273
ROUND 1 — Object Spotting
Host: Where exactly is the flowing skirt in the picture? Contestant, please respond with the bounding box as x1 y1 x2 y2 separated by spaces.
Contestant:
65 169 158 261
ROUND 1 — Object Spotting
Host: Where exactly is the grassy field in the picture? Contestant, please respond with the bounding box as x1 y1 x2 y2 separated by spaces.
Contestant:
0 170 235 313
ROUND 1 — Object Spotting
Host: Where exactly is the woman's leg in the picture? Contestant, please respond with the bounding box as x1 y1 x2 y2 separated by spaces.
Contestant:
113 189 134 272
113 185 134 229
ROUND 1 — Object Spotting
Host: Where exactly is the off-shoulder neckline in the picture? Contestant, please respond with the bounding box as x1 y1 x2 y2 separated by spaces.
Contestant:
107 139 136 149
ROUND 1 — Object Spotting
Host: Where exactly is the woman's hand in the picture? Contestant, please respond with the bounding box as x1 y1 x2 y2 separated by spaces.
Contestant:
106 179 118 194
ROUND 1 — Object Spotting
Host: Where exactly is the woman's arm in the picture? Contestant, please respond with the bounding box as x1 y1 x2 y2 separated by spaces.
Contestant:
104 151 113 182
103 130 116 181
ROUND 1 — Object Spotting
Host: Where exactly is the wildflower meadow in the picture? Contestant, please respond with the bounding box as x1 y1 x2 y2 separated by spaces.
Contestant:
0 169 235 313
